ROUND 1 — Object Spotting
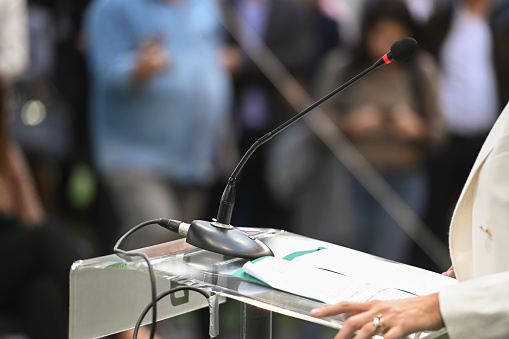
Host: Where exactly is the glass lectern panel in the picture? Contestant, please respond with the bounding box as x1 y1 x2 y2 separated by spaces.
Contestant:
69 228 448 339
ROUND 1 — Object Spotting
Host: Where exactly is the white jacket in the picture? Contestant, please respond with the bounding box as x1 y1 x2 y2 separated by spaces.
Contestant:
439 102 509 338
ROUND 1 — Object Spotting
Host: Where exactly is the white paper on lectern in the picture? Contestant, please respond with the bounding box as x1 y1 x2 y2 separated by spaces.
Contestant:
289 248 457 295
243 257 415 304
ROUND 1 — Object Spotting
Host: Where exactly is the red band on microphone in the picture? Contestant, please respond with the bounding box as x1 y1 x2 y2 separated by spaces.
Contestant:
383 54 391 64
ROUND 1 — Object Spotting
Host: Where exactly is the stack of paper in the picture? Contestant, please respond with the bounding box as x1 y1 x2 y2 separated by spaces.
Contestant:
236 248 456 304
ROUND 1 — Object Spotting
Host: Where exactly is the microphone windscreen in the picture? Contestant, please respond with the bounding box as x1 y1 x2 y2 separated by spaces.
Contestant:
390 37 418 62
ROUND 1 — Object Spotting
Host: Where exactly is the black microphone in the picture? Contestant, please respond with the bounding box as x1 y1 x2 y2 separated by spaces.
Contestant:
160 37 418 259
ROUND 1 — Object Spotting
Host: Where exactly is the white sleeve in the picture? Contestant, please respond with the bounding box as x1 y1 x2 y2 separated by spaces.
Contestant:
0 0 29 83
439 270 509 339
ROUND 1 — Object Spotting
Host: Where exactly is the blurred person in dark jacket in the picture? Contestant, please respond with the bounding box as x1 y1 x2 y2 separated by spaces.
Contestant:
418 0 509 270
221 0 317 229
0 75 81 339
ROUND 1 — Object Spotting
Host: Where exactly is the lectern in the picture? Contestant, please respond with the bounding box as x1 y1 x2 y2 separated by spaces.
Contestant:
69 228 449 339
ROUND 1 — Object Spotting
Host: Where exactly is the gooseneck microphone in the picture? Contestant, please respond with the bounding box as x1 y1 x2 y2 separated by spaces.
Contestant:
162 37 418 259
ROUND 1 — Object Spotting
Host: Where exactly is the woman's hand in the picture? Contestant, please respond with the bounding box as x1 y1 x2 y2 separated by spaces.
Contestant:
442 265 456 279
342 104 386 138
311 294 444 339
389 103 427 141
133 36 170 85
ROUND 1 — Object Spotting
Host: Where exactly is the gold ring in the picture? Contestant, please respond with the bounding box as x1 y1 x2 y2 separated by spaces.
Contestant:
373 313 388 335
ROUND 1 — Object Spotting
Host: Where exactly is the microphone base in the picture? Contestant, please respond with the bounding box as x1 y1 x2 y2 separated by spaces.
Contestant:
186 220 274 260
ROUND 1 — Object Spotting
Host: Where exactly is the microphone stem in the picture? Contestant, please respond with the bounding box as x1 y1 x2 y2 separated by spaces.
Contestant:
216 57 385 225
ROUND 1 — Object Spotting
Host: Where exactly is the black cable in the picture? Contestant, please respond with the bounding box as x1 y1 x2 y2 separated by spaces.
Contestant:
114 219 163 339
133 286 213 339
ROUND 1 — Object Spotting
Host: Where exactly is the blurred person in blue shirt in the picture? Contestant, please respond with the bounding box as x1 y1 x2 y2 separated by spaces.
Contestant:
84 0 233 251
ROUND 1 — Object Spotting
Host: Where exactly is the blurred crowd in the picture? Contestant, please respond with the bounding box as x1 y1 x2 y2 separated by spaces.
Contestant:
1 0 509 338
